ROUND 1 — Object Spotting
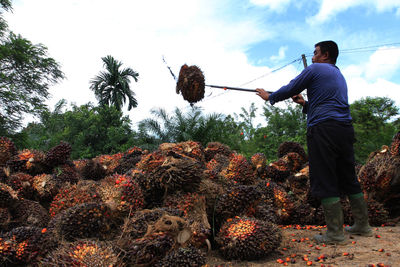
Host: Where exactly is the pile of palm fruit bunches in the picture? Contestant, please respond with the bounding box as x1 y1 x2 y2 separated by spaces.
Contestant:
0 132 399 266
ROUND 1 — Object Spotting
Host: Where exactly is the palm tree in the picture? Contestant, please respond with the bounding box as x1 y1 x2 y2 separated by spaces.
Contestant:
138 106 225 145
90 55 139 111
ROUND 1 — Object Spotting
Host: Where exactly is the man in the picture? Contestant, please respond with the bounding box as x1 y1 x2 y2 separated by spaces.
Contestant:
256 41 372 244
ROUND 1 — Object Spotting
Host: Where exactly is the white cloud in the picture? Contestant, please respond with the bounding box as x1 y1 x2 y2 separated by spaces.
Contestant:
343 47 400 105
249 0 292 12
307 0 400 24
270 46 288 62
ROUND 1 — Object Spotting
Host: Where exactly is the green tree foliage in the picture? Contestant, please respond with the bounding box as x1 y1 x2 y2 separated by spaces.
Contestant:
22 101 135 159
350 96 399 163
137 106 240 148
0 2 64 135
257 101 307 162
90 55 139 111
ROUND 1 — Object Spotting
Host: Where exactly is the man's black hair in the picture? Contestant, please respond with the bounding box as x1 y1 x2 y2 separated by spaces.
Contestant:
315 40 339 64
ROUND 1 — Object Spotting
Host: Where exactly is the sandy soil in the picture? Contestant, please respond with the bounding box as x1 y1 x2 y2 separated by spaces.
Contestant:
206 223 400 267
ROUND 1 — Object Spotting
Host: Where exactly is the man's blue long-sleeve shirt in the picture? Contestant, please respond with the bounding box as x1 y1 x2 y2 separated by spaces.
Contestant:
269 63 352 128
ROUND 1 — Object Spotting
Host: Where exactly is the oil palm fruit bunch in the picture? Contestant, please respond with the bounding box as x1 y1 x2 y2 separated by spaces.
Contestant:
119 208 184 240
6 149 47 175
6 172 35 199
216 216 282 261
0 226 56 266
99 173 144 215
277 141 307 162
114 146 143 174
32 173 62 202
358 145 400 204
155 246 206 267
257 180 295 224
251 201 279 224
74 158 107 181
204 153 230 180
0 182 18 208
49 180 101 217
0 208 11 231
159 140 205 163
176 64 205 104
204 141 233 162
120 232 176 266
131 168 165 209
52 163 80 184
390 131 400 156
266 158 291 182
48 202 115 241
366 197 390 226
214 184 263 229
41 240 120 267
221 153 256 185
149 155 204 195
163 192 211 246
0 136 16 167
250 152 267 178
289 201 317 225
198 178 225 219
286 165 309 196
11 199 49 228
136 150 166 173
282 152 306 172
93 152 123 175
44 141 72 167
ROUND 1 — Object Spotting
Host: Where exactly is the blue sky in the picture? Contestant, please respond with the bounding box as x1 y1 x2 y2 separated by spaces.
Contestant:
4 0 400 127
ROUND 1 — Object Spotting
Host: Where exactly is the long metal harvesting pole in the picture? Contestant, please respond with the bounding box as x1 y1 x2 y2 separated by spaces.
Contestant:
206 84 273 94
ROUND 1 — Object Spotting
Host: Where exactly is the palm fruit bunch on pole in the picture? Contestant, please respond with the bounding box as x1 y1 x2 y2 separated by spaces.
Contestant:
155 246 206 267
41 240 120 267
176 64 205 104
0 136 16 167
215 216 282 261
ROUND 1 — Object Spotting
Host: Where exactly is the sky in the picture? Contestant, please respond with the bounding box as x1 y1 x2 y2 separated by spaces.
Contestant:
4 0 400 129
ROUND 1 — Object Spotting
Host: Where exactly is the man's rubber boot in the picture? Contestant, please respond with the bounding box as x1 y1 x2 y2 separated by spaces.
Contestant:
313 201 347 245
345 196 373 236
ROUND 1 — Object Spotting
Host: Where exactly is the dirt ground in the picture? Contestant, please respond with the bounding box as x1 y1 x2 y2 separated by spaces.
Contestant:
205 223 400 267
